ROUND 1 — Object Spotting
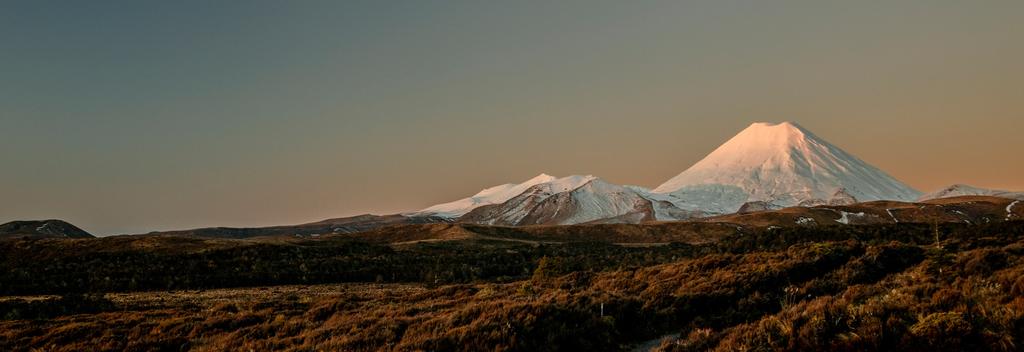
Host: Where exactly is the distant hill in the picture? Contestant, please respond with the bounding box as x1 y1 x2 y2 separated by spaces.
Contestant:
0 220 94 239
342 221 740 245
700 195 1021 227
918 184 1024 201
137 214 452 239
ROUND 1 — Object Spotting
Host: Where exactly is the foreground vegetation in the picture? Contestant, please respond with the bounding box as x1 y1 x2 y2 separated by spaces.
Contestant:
0 222 994 295
1 221 1023 351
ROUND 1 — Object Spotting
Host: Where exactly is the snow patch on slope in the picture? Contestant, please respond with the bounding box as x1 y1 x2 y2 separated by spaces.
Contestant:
835 211 866 225
886 209 898 223
795 217 816 225
951 210 971 224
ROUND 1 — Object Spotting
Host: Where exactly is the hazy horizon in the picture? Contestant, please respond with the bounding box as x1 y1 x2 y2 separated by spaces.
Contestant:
3 1 1022 235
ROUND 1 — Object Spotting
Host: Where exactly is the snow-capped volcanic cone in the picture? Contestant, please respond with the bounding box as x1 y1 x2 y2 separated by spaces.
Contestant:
653 122 921 213
460 175 688 225
415 173 557 218
918 184 1024 201
420 121 920 224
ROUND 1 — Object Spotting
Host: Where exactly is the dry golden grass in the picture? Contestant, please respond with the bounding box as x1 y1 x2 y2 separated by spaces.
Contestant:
3 221 1024 351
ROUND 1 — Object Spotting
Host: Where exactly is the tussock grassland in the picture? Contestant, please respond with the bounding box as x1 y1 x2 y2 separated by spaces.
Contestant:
2 222 1024 351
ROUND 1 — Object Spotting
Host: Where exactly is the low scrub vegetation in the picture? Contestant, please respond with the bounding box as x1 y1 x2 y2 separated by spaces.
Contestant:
1 221 1022 351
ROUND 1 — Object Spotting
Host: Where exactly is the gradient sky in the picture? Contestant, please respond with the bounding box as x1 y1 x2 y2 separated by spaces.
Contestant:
2 1 1022 235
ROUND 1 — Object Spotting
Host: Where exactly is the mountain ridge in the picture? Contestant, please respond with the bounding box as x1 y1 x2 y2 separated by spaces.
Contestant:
419 121 924 225
458 175 671 226
37 122 1013 238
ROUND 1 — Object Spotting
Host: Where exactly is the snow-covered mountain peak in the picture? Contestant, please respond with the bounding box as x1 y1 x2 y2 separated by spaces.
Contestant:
652 121 920 213
459 174 668 225
471 173 556 198
663 122 821 179
412 122 924 224
415 173 558 217
526 173 556 183
744 121 810 139
535 175 598 194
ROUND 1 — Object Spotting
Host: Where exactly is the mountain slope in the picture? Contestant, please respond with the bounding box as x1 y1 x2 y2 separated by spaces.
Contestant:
918 184 1024 201
137 214 451 239
415 174 557 218
459 175 691 225
0 220 94 239
653 122 921 213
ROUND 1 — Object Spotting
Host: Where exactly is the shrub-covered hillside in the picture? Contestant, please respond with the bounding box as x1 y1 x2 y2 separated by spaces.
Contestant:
1 221 1023 351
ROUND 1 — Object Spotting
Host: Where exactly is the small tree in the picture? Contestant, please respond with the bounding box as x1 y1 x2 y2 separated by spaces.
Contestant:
532 256 552 283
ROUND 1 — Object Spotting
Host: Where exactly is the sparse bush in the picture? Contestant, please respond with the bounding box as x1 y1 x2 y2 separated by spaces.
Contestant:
3 221 1024 351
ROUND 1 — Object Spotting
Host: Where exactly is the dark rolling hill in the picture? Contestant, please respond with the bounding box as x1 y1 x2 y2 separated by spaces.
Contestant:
698 195 1022 228
0 220 94 239
134 213 452 239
